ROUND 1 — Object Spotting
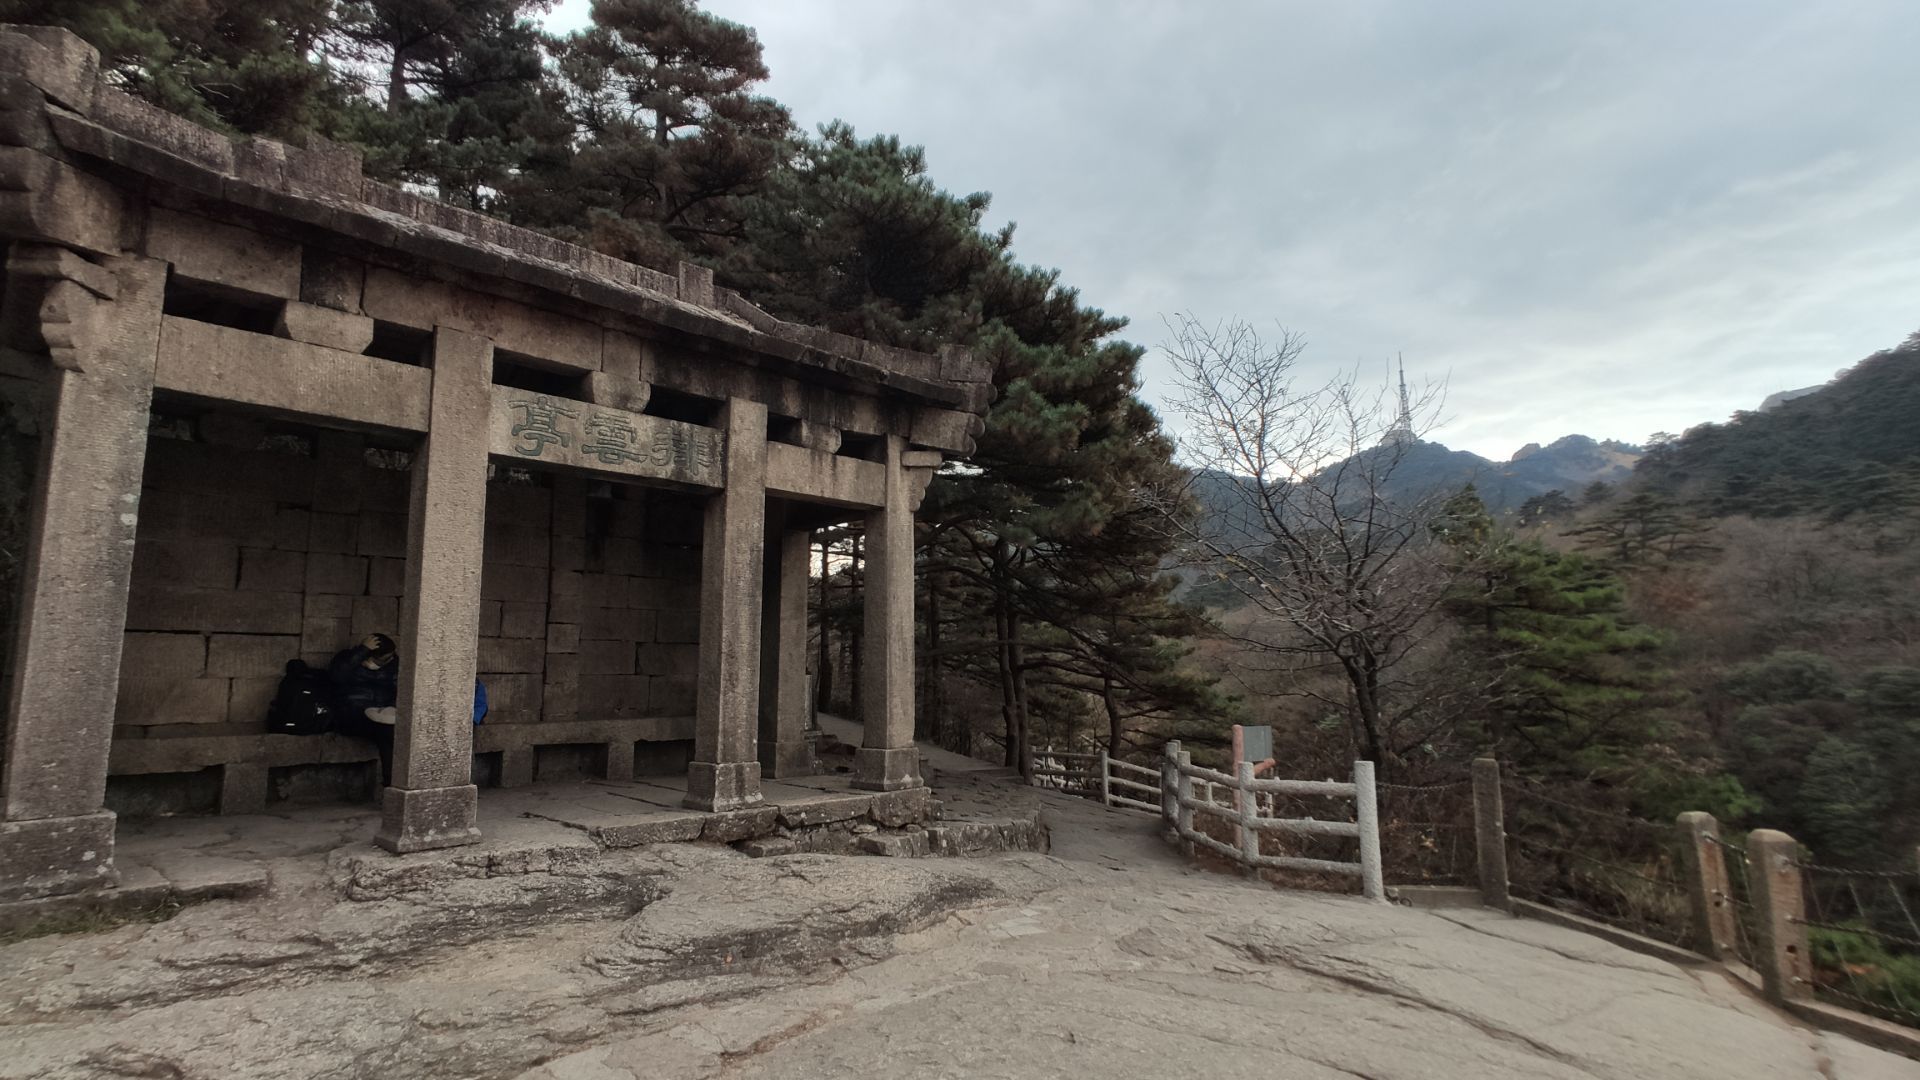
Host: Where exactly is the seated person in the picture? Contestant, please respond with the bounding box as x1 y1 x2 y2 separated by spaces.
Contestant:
329 633 398 782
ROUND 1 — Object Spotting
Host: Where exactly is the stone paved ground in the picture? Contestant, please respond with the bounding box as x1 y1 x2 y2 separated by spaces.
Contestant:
0 754 1914 1080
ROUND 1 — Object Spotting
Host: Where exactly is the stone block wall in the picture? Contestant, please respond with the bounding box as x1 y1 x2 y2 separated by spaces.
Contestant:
113 414 704 748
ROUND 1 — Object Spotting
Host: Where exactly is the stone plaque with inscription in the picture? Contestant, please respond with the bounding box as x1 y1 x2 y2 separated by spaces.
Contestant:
488 389 725 488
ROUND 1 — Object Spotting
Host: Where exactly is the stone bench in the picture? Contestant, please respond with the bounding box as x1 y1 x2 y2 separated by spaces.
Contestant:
109 732 383 814
473 715 695 787
107 715 699 814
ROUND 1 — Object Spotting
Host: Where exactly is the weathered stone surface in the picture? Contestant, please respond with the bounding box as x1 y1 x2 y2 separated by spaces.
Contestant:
774 795 868 829
144 206 300 298
857 831 930 858
867 785 934 828
698 804 777 843
375 784 481 854
925 817 1049 858
274 300 375 352
0 811 118 903
595 816 701 849
205 633 301 679
155 317 431 433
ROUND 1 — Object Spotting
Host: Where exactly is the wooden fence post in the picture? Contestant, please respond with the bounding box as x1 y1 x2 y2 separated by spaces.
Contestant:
1471 757 1510 911
1678 811 1737 960
1099 751 1111 811
1236 760 1260 877
1354 760 1384 901
1746 828 1812 1002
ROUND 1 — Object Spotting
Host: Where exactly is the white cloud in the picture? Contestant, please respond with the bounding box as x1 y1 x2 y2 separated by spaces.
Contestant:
545 0 1920 459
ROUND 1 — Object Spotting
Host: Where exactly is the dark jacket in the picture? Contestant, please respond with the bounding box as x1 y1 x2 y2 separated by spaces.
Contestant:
327 644 398 716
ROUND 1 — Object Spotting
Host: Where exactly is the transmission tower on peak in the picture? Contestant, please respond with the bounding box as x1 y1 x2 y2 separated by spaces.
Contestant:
1385 353 1416 446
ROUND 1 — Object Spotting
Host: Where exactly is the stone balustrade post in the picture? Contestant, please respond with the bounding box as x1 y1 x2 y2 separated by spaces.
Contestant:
1746 828 1812 1002
1678 811 1738 960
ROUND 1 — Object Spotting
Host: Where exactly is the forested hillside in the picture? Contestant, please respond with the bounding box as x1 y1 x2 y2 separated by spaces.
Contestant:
1523 333 1920 864
2 0 1227 766
1636 333 1920 519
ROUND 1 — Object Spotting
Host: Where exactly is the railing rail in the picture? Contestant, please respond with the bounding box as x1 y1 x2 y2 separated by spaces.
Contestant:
1162 740 1384 900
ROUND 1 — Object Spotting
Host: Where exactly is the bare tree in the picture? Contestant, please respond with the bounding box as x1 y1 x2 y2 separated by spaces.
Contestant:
1154 315 1459 773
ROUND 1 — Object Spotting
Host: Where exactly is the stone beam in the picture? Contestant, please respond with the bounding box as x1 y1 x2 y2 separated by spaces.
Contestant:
763 441 885 508
141 206 300 299
486 387 724 488
0 251 165 902
360 268 602 375
0 147 122 256
377 326 492 854
155 316 430 432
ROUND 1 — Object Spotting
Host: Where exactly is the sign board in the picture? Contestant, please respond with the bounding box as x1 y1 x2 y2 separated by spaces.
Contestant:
490 389 725 488
1236 724 1274 766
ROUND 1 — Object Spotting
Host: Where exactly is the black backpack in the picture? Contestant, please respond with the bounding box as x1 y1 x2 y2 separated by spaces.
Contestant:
267 659 336 736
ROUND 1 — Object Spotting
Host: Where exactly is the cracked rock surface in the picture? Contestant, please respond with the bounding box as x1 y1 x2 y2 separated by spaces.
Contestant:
1 774 1914 1080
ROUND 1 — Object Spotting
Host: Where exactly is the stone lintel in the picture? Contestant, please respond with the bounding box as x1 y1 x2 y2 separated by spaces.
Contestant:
156 316 429 431
0 811 119 903
361 268 602 374
374 784 481 853
764 441 885 508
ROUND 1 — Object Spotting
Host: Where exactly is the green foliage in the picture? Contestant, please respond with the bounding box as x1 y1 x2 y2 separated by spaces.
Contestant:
1722 650 1845 705
1436 487 1674 779
1566 491 1717 566
1809 926 1920 1022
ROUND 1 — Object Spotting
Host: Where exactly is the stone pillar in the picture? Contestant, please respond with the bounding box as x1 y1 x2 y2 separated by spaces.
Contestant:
1678 811 1738 960
686 398 767 811
1471 757 1510 912
758 504 813 779
376 326 492 853
854 435 921 791
0 250 164 903
1747 828 1812 1002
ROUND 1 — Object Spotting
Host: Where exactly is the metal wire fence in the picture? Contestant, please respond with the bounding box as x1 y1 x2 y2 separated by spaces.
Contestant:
1794 858 1920 1028
1704 833 1759 970
1500 778 1694 949
1377 774 1476 887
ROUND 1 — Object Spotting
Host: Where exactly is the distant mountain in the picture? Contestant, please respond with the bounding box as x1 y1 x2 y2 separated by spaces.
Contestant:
1187 434 1643 549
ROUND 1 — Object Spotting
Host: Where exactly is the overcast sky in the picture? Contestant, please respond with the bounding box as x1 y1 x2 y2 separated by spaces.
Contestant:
545 1 1920 460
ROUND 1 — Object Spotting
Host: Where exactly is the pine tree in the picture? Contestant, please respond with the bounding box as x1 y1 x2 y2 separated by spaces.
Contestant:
1434 488 1667 777
328 0 556 208
4 0 344 137
531 0 791 266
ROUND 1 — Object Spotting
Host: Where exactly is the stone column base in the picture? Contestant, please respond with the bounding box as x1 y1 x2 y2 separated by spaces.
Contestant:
852 746 923 792
760 740 814 780
684 760 763 812
375 784 481 854
0 811 119 903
